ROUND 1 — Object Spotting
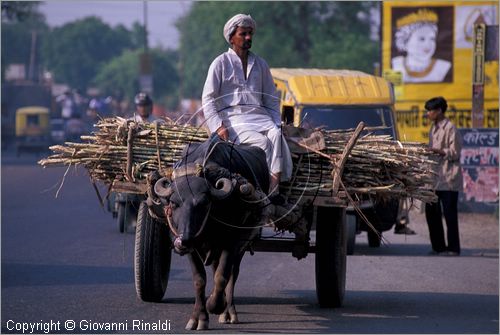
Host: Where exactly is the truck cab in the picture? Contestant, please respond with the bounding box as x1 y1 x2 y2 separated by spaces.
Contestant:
271 68 407 253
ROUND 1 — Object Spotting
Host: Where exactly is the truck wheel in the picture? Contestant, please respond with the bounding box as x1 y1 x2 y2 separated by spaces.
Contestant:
117 203 126 233
315 206 346 308
367 229 381 247
346 214 357 255
135 201 172 302
124 202 139 234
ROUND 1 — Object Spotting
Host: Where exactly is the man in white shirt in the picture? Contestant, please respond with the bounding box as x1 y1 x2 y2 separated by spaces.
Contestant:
201 14 292 197
56 90 75 120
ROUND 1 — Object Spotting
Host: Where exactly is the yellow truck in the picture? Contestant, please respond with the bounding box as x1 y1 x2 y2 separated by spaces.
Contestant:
271 68 405 254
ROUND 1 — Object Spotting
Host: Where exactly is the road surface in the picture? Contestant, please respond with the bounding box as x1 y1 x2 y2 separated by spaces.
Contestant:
2 151 498 333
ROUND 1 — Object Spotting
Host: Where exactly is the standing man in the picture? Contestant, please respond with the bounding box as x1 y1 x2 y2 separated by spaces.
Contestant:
56 90 75 120
201 14 292 198
425 96 463 256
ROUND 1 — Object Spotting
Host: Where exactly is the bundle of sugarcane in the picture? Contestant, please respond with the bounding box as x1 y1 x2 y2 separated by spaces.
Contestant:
281 125 439 203
38 117 209 188
38 117 438 202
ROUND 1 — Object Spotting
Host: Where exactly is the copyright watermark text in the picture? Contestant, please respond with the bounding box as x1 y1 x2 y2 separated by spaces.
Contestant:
5 319 172 333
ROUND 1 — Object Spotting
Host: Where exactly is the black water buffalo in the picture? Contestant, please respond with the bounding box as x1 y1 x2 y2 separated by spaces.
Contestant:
154 134 270 330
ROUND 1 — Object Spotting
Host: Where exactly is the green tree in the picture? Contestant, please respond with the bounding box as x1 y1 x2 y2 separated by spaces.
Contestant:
1 1 48 81
176 1 378 98
92 48 179 104
308 2 379 71
1 1 45 22
41 17 140 91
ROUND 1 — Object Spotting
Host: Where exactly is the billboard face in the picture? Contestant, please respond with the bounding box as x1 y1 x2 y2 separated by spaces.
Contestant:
390 7 454 84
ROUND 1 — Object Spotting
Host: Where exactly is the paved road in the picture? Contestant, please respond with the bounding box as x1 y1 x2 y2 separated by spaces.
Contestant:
2 152 498 333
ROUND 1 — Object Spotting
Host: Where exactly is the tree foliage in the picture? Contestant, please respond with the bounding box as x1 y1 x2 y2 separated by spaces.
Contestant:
41 16 141 91
92 48 179 104
1 1 48 81
176 1 379 98
1 1 45 23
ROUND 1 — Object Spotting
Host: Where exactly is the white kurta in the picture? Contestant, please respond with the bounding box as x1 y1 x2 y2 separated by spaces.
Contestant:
202 48 292 180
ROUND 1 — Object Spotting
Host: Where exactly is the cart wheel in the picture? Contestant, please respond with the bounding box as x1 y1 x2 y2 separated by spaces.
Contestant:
367 229 381 248
124 201 139 234
135 201 172 302
117 203 126 233
346 214 357 255
315 206 347 308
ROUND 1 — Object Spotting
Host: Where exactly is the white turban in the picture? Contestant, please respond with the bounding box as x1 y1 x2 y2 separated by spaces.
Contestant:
223 14 256 44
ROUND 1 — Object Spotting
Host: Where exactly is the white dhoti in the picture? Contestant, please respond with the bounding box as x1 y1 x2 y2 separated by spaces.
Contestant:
227 116 293 181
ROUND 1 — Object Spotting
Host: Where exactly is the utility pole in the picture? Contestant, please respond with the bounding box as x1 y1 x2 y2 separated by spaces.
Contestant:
471 16 486 128
28 30 37 82
143 1 148 53
139 1 153 95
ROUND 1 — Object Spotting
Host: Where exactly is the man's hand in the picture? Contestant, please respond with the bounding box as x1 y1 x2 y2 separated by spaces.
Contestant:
216 125 229 141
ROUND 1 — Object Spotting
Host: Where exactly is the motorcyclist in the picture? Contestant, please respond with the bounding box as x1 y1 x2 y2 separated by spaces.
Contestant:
130 92 159 123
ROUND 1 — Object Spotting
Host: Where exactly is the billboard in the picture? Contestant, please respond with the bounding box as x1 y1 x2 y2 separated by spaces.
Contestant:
459 128 499 211
382 1 499 143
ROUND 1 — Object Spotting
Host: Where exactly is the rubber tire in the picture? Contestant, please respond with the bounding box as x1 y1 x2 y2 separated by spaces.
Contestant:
134 201 172 302
315 206 347 308
346 214 357 255
124 202 139 234
367 229 381 248
117 202 126 233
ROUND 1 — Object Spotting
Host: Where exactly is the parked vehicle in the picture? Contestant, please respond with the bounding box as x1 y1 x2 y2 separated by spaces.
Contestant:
50 118 66 144
271 68 408 254
15 106 51 156
64 117 87 143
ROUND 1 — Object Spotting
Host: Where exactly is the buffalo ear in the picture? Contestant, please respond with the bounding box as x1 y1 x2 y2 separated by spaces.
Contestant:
239 182 255 198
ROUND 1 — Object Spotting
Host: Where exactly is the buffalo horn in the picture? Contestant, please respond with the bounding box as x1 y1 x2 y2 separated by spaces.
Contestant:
154 177 174 198
210 178 234 200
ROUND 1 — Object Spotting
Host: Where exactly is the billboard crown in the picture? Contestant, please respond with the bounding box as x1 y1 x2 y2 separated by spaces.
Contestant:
396 9 438 28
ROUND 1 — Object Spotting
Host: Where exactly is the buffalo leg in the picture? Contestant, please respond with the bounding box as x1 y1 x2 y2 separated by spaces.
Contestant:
186 252 209 330
206 249 233 315
219 251 244 324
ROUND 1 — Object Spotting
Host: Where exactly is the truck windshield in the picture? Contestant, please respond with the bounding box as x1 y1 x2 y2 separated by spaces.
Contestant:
301 106 396 137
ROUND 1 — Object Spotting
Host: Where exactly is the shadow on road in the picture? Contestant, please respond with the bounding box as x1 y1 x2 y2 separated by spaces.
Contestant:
2 263 133 287
2 262 186 288
155 290 498 334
